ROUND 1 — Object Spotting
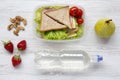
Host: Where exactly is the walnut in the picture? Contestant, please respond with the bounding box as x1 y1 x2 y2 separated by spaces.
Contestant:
15 16 24 21
13 23 18 28
22 19 27 26
13 30 19 36
15 20 20 25
10 18 16 23
7 24 14 30
17 26 25 31
8 16 27 36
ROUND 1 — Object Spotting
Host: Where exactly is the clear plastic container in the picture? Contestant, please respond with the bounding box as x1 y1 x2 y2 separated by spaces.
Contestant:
33 4 85 43
34 50 103 73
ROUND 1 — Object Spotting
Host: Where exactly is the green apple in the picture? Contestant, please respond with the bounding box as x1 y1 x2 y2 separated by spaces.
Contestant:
95 18 115 38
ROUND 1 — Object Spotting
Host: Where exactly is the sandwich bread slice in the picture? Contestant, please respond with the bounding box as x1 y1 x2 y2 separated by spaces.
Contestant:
45 6 73 29
40 9 67 32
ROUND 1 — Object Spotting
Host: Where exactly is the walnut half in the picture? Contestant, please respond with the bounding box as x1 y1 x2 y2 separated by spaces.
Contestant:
7 24 14 30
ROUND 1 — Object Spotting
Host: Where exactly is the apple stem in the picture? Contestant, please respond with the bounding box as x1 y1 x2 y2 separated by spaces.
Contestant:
106 19 112 23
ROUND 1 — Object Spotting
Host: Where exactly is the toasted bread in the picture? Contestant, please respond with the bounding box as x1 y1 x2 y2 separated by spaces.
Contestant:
40 9 67 32
45 6 73 29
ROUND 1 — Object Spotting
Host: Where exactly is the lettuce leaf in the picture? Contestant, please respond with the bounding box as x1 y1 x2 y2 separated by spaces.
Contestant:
43 30 67 40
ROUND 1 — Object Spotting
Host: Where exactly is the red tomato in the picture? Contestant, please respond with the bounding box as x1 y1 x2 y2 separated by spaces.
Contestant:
69 6 79 17
75 9 83 18
77 18 84 24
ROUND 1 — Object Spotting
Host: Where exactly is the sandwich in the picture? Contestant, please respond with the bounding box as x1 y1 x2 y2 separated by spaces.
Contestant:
40 9 67 31
34 6 84 40
45 6 73 29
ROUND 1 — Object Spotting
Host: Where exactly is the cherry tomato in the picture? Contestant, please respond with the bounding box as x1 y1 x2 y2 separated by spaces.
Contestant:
77 18 84 24
69 6 79 17
75 9 83 18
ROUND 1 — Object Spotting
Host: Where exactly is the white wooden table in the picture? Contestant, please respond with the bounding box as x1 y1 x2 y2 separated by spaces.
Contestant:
0 0 120 80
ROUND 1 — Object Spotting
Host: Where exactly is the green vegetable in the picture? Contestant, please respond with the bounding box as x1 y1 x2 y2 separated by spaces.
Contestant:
34 8 42 24
43 30 67 40
34 6 84 40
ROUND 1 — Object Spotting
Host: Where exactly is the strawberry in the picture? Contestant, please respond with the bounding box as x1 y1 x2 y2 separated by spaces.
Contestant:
12 54 21 67
17 40 27 51
3 41 14 53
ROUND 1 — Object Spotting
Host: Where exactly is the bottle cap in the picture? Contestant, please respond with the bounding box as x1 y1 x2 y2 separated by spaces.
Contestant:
97 55 103 62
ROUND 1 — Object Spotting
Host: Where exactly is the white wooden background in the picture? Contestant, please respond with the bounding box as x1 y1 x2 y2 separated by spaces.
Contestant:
0 0 120 80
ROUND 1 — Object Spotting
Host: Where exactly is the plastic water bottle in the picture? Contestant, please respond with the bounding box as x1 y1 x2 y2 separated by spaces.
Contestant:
34 50 103 73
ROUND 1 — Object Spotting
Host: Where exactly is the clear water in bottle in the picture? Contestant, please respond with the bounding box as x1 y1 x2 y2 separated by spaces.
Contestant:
34 50 103 73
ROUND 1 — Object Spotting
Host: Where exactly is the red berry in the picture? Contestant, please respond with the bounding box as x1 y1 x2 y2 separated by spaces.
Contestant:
69 6 79 17
77 18 84 24
75 9 83 18
12 55 21 67
3 41 14 53
17 40 27 51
